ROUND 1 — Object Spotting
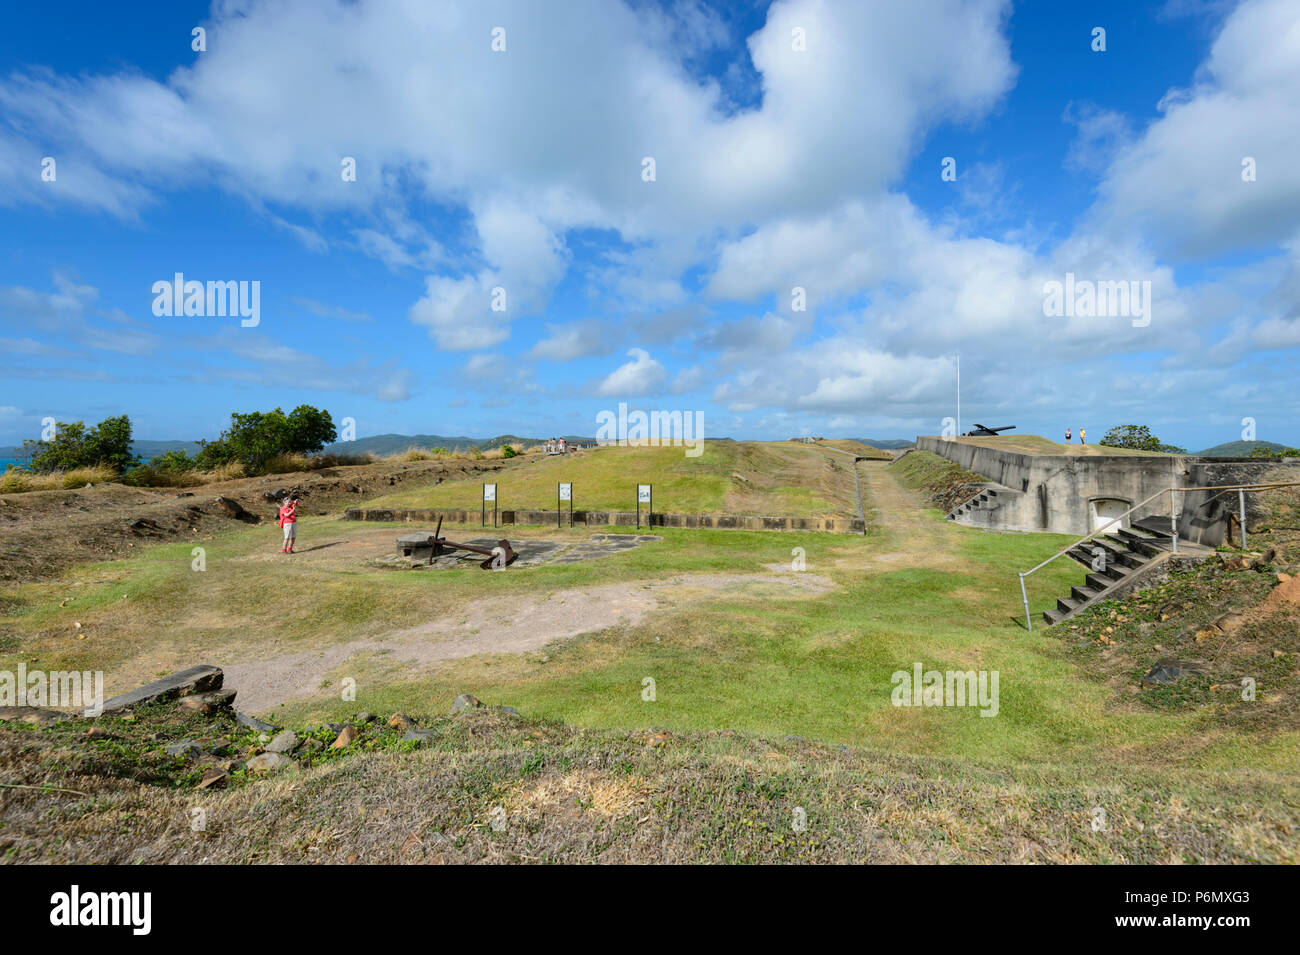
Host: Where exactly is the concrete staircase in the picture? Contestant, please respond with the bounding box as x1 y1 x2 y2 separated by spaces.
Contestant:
945 484 1024 527
1041 516 1179 626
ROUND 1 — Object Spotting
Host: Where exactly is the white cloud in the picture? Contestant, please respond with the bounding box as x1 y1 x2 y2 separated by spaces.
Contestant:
595 348 667 396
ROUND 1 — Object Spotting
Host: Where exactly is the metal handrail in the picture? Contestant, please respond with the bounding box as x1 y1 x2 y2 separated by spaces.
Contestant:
1016 481 1300 631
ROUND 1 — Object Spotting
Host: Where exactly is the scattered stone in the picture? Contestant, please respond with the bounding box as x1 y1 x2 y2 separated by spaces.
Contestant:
165 740 203 759
644 731 671 748
299 737 325 753
498 705 519 717
265 729 299 754
1140 659 1206 685
95 664 224 716
214 496 258 523
387 713 417 731
450 694 483 714
332 726 359 749
85 726 111 739
177 688 237 714
208 737 232 753
235 712 277 734
354 712 377 724
245 752 294 773
401 728 438 745
197 768 229 790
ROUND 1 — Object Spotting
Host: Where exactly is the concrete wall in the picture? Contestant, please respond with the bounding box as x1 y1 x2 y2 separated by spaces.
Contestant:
343 507 865 534
917 436 1289 543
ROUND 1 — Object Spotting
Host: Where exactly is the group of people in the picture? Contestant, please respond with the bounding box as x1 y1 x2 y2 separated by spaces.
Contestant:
1065 427 1087 445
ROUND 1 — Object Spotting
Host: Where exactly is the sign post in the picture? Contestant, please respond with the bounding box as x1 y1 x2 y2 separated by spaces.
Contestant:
483 483 497 528
637 483 651 530
558 482 572 528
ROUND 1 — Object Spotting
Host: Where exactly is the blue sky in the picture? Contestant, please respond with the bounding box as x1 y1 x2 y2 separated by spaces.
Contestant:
1 0 1297 450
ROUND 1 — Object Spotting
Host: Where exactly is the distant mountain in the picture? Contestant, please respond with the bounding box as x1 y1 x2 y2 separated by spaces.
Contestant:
854 438 915 450
322 433 596 456
1195 439 1295 457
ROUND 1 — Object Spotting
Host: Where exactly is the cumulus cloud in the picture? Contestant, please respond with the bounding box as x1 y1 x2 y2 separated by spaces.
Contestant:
595 348 667 397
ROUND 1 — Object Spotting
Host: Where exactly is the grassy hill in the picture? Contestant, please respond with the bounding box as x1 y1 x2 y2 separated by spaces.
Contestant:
362 441 865 517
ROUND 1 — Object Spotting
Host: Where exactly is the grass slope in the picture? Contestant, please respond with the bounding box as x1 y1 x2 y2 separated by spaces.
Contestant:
3 704 1294 863
362 441 862 517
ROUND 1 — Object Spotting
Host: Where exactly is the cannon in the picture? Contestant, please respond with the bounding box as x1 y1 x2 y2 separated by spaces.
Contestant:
396 517 517 569
962 424 1016 437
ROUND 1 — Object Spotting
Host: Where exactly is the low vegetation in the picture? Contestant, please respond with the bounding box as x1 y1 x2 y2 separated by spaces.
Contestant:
3 701 1295 863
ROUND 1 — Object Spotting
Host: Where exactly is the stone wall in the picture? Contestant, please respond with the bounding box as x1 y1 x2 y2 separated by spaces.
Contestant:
343 507 865 534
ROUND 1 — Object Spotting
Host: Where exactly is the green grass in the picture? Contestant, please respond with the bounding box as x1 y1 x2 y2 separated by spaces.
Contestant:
361 441 859 517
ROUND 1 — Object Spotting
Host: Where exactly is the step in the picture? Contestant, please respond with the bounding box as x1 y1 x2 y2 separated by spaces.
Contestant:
1056 595 1080 615
1071 585 1100 603
1133 515 1175 537
1042 607 1067 626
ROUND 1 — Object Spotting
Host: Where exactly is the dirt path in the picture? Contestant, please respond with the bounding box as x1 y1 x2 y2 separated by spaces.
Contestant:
844 460 962 570
222 569 835 713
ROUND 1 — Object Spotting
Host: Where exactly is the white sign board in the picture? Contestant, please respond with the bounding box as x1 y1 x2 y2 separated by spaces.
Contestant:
559 483 572 501
637 484 651 504
483 483 496 502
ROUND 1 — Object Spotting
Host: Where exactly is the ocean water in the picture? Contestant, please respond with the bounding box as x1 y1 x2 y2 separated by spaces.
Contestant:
0 457 22 471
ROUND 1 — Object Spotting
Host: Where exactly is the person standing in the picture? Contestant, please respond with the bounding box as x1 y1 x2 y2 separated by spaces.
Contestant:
278 497 299 554
1080 428 1086 445
1065 427 1072 443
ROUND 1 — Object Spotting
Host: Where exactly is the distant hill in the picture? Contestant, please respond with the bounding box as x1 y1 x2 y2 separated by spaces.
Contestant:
854 438 915 450
1195 440 1295 457
323 433 596 456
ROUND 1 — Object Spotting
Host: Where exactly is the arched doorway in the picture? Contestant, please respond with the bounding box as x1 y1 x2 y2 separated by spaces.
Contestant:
1090 498 1130 535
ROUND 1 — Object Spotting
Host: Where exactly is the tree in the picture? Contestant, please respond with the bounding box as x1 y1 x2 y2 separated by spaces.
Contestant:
22 415 137 473
1099 424 1185 454
195 405 337 474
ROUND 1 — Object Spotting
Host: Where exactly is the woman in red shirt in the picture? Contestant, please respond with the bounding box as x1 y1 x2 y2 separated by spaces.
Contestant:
277 498 299 554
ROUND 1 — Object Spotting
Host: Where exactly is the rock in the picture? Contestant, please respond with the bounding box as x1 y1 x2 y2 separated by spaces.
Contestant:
197 768 229 790
401 728 438 745
245 752 294 773
165 740 203 759
214 496 258 523
236 711 277 734
498 706 519 717
299 737 325 753
94 665 224 716
450 694 483 714
1140 659 1206 685
387 713 417 731
354 712 377 724
1279 572 1292 583
1213 611 1245 634
644 731 671 748
177 688 237 714
85 726 112 738
208 737 232 753
265 730 299 754
332 726 359 749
